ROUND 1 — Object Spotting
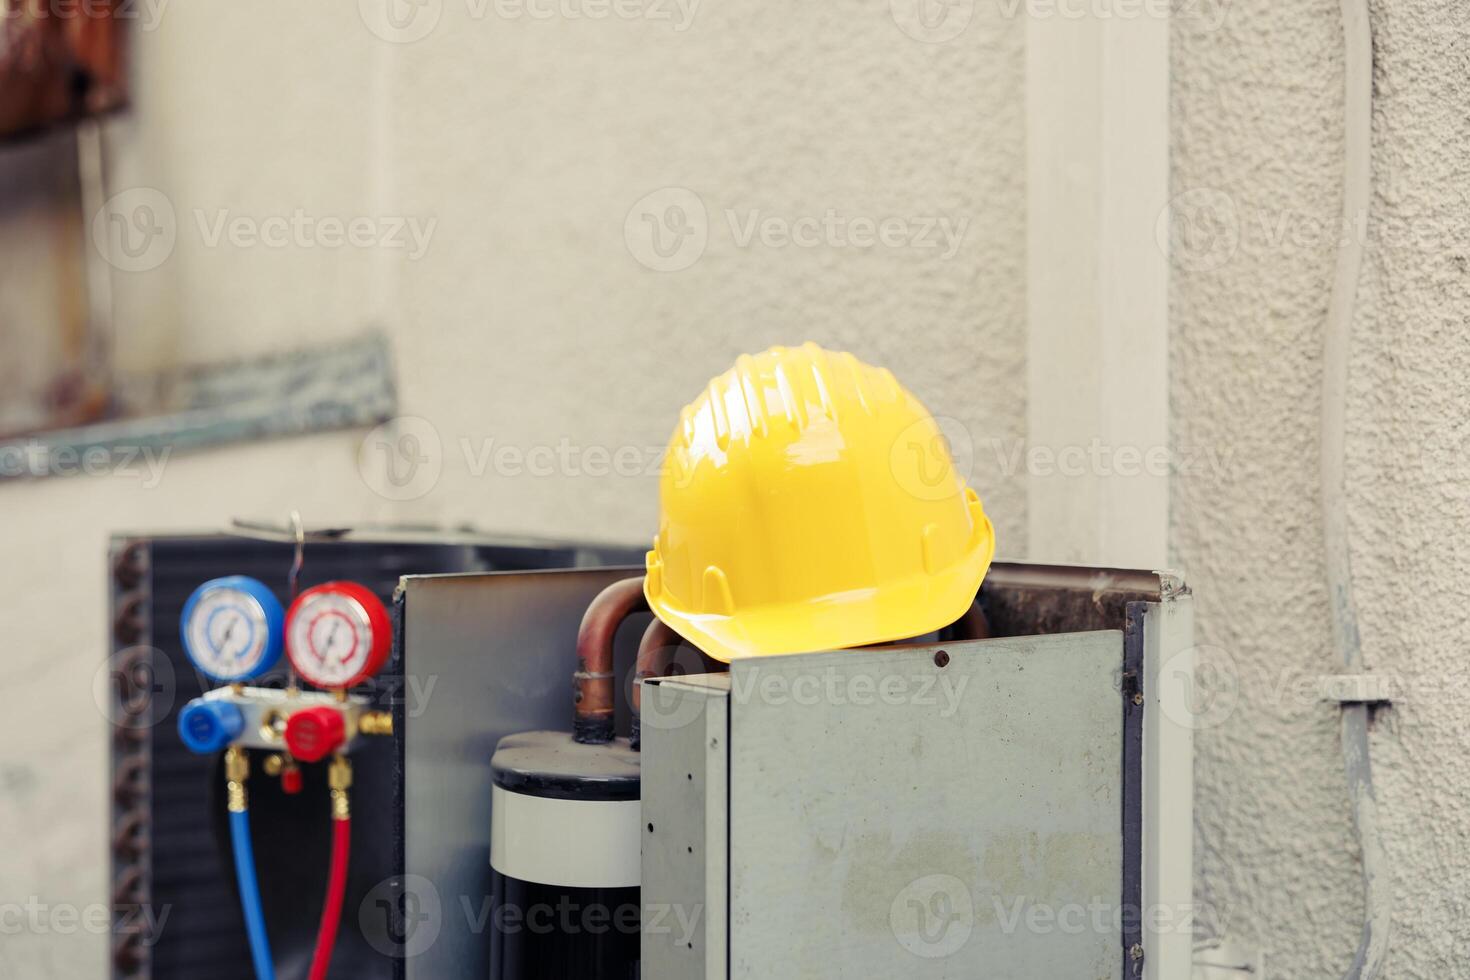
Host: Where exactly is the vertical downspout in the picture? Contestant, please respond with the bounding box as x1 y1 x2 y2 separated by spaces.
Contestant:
1321 0 1391 975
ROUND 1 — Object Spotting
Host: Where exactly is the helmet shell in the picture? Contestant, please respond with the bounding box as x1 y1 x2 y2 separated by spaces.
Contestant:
645 342 996 662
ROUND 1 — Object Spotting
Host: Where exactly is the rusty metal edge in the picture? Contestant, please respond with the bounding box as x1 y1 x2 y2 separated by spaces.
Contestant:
982 561 1165 598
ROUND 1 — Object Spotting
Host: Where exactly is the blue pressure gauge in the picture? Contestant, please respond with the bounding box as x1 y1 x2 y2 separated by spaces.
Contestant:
180 576 285 683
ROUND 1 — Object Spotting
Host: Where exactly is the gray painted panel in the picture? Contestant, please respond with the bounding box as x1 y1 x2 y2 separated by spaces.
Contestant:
727 633 1124 980
641 676 731 980
1141 594 1195 980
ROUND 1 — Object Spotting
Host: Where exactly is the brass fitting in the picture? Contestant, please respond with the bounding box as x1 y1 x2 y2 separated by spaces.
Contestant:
262 753 284 777
225 746 249 813
357 710 394 737
258 709 288 744
329 755 353 821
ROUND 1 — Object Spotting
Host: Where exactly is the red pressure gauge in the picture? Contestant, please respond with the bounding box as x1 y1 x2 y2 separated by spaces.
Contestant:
285 581 391 690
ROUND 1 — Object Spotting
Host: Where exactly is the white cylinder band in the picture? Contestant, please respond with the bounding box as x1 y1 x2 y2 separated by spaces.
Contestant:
490 785 642 889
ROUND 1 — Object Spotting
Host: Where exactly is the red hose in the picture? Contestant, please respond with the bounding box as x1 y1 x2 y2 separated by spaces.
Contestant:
308 815 351 980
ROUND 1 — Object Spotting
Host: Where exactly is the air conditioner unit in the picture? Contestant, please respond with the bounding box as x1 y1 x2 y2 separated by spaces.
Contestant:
395 562 1194 980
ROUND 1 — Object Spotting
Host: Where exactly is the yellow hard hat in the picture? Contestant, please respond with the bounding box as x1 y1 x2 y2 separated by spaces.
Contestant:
644 342 996 662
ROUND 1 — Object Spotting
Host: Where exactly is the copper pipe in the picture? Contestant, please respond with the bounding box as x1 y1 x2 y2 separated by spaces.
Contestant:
631 617 684 746
111 811 147 860
573 577 647 744
631 617 730 750
949 599 991 641
861 599 991 650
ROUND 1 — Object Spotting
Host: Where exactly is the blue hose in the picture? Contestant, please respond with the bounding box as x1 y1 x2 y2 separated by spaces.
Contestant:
229 808 276 980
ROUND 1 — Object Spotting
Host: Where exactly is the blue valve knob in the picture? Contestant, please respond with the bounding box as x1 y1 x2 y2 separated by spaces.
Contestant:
177 699 245 754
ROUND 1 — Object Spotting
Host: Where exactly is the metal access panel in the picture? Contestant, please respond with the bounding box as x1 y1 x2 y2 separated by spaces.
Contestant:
394 566 653 980
642 566 1195 980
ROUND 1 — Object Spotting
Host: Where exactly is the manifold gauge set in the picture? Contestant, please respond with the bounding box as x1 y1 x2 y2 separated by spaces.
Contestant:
175 574 394 980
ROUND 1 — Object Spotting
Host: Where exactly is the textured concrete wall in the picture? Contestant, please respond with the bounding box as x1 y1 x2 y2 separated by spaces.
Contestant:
1173 0 1470 975
0 3 1026 975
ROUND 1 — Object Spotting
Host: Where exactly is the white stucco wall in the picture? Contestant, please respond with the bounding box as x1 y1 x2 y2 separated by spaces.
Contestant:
1173 0 1470 975
0 2 1026 975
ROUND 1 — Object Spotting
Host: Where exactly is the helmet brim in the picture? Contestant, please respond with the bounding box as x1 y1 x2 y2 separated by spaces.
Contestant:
646 512 995 663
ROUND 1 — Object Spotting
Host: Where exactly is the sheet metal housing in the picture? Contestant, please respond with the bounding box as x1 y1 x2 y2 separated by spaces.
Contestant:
395 562 1193 980
643 632 1126 979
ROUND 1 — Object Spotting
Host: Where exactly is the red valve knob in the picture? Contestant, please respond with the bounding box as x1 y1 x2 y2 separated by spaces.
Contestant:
285 707 346 763
281 767 304 795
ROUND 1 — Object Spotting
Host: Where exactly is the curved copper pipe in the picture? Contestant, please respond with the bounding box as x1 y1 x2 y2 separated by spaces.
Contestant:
950 599 991 641
573 577 647 744
633 617 684 716
631 617 730 749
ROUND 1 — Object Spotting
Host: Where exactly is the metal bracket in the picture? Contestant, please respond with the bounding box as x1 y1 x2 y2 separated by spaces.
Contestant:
1154 569 1189 601
1320 673 1394 706
0 332 395 482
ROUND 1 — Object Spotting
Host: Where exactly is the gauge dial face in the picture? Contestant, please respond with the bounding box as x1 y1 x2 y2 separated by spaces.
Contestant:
286 583 390 689
181 578 283 682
